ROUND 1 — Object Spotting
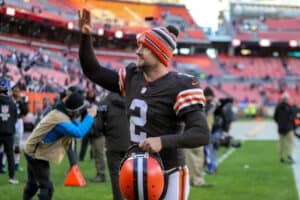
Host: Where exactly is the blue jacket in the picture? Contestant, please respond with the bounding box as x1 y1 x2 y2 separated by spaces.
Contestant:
43 114 94 143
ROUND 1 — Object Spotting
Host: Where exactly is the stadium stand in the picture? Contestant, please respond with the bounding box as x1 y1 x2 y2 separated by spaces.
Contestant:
0 0 300 118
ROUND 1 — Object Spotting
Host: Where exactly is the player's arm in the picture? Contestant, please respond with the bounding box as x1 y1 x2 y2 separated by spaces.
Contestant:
161 110 210 149
78 9 119 92
139 110 210 152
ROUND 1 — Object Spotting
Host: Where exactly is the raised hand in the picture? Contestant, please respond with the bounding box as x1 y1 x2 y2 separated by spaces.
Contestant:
78 8 92 34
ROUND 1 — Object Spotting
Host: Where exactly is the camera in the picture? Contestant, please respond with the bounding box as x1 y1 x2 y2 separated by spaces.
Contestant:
98 105 108 113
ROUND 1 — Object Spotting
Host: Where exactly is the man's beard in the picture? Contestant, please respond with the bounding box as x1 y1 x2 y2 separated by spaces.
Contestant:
136 60 147 71
136 57 153 73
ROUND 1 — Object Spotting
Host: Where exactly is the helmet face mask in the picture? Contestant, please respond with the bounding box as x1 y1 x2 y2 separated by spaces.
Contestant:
119 150 165 200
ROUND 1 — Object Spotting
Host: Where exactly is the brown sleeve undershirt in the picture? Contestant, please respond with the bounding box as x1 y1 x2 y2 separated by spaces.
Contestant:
160 110 210 149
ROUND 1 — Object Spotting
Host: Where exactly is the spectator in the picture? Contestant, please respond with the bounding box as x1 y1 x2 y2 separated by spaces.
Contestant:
186 87 215 187
35 96 52 125
203 86 218 174
11 84 29 171
274 93 295 164
0 79 18 184
78 90 95 161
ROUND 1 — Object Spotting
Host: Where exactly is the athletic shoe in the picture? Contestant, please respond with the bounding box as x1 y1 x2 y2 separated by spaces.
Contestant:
287 156 295 164
90 175 106 183
9 178 19 184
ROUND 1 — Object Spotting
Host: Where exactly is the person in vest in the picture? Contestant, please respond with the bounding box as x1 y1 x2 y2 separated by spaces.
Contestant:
23 91 97 200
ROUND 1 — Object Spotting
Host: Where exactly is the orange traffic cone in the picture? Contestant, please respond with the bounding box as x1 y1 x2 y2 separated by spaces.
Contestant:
64 165 86 187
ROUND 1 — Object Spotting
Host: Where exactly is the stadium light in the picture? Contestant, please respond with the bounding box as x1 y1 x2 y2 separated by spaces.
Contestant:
67 22 74 30
232 39 241 47
115 30 123 39
240 49 251 56
179 48 190 55
98 28 104 36
259 39 271 47
289 40 298 48
6 7 16 16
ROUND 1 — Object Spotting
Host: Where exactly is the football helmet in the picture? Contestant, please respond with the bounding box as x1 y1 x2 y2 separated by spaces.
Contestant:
119 145 165 200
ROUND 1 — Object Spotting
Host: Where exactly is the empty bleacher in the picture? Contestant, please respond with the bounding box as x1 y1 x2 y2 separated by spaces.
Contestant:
219 55 286 78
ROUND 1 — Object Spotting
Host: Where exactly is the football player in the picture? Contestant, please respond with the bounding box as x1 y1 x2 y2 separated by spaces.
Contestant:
78 9 210 200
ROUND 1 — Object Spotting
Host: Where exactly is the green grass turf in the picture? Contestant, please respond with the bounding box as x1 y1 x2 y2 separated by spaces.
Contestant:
0 140 297 200
190 141 298 200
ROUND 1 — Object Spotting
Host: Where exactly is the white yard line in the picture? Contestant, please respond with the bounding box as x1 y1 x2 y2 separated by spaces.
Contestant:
217 122 300 199
217 147 236 165
218 122 265 166
292 138 300 200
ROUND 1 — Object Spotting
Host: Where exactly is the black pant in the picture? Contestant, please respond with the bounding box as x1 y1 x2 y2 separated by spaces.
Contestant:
23 153 54 200
67 140 77 168
106 151 127 200
0 135 15 178
79 135 90 161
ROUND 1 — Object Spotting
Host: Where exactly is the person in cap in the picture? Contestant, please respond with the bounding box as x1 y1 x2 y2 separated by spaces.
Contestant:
35 85 84 170
78 9 209 199
274 92 295 164
23 91 97 200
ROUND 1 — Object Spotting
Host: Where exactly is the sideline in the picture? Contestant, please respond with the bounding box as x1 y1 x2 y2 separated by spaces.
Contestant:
217 122 300 200
217 122 265 166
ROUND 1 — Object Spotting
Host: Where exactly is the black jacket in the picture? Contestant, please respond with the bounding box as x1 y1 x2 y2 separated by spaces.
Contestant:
0 94 18 136
102 92 130 152
274 101 294 134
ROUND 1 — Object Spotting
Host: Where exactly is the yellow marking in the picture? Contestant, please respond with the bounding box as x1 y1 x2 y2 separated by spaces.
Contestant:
245 122 266 138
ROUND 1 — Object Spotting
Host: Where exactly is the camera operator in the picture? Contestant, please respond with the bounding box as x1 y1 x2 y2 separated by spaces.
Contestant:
84 89 107 183
212 98 240 149
23 91 97 200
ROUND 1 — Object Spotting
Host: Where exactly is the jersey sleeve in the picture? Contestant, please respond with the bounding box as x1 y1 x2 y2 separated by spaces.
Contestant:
118 63 137 96
173 75 205 118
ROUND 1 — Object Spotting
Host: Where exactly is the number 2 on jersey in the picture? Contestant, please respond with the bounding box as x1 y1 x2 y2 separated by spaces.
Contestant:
129 99 148 142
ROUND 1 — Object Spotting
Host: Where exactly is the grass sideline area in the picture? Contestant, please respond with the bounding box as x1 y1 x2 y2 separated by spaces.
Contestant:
0 141 297 200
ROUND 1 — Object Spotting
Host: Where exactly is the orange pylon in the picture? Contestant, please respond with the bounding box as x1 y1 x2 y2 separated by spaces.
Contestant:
64 165 86 187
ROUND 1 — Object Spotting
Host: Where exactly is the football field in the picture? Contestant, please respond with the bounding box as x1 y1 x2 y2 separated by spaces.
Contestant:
0 120 299 200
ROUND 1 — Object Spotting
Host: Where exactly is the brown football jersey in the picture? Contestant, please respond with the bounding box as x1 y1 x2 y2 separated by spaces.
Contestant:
119 63 205 169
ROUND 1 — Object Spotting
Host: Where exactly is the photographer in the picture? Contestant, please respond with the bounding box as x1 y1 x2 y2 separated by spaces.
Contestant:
35 85 84 169
23 91 97 200
86 90 106 183
212 97 240 149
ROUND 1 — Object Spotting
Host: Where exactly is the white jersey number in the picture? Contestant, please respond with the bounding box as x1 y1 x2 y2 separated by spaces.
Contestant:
129 99 148 142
